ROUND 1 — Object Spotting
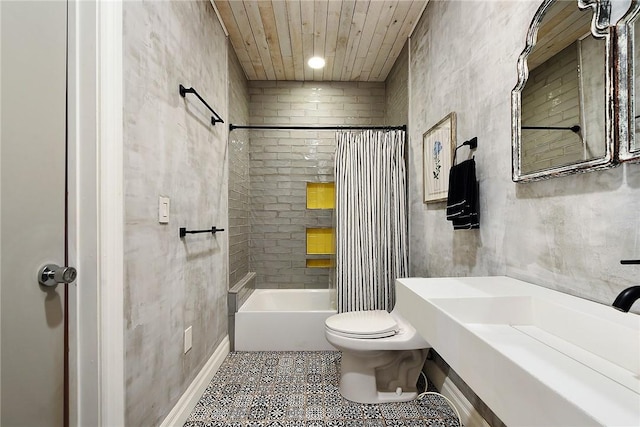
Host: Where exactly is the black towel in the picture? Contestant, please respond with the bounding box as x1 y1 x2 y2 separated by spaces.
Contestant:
446 158 479 229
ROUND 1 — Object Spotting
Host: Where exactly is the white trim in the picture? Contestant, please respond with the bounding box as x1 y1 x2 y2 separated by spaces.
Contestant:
0 4 3 424
407 35 412 276
97 1 125 426
159 336 231 427
71 0 104 424
424 360 491 427
209 0 229 36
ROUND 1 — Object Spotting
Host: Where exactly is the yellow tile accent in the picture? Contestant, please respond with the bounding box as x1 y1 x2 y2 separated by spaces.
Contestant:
306 182 335 209
306 228 335 254
306 258 335 268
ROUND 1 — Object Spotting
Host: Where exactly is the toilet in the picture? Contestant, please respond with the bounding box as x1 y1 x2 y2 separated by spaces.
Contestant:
324 308 429 404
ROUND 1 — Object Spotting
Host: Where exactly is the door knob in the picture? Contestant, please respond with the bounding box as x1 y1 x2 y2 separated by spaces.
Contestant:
38 264 77 287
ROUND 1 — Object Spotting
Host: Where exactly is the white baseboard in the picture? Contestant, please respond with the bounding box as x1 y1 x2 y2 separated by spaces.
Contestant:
424 360 490 427
160 336 230 427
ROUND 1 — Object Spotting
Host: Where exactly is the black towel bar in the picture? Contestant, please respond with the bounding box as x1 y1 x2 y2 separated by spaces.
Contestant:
522 125 581 133
179 84 224 126
179 226 225 238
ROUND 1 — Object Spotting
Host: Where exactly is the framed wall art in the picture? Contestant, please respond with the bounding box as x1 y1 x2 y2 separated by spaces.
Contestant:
423 112 456 202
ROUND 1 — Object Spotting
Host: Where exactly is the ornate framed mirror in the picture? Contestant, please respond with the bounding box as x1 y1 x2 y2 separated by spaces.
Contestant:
617 0 640 162
512 0 617 182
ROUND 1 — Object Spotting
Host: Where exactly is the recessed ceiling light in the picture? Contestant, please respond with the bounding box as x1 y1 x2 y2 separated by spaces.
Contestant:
308 56 326 69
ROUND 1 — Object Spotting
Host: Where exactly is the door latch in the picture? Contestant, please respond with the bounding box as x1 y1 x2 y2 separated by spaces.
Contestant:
38 264 77 287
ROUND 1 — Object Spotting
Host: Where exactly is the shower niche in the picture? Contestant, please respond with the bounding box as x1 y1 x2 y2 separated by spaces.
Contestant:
305 182 335 269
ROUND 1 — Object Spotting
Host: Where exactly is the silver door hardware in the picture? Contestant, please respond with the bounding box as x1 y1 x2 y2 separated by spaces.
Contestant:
38 264 77 287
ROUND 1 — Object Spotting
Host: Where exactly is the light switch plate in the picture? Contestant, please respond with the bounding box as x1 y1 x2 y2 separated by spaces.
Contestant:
159 196 170 223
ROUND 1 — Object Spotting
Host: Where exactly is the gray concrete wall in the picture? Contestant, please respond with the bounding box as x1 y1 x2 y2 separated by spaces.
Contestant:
409 0 640 308
123 1 228 425
248 81 385 289
228 47 250 288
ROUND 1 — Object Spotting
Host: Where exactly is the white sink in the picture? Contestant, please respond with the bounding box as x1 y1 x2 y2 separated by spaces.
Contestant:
432 296 640 383
395 277 640 427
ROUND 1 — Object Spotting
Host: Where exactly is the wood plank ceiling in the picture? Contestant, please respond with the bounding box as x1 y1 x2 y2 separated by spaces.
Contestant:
528 1 592 70
214 0 427 82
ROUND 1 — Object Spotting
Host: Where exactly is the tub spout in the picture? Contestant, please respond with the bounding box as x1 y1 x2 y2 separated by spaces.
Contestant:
612 286 640 312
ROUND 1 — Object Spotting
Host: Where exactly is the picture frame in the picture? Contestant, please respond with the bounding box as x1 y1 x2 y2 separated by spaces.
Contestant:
423 112 456 203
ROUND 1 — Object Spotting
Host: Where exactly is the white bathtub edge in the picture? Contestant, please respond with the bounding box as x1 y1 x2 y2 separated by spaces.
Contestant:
159 336 230 427
239 288 336 312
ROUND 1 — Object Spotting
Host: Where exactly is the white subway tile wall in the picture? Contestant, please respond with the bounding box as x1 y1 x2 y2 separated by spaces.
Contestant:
228 47 250 288
248 81 386 289
521 42 583 173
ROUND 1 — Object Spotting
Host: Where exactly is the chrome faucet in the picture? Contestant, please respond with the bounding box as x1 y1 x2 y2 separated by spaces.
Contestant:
614 260 640 312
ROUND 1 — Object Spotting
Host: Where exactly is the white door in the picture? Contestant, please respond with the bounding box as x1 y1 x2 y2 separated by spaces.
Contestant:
1 1 70 426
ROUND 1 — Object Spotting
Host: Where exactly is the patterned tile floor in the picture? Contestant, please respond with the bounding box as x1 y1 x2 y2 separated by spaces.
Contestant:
185 351 461 427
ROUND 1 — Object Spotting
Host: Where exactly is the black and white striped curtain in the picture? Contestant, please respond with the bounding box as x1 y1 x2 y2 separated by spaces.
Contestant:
334 129 408 313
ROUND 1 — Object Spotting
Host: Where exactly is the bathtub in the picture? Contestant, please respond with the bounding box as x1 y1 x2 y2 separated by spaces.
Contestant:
234 289 337 351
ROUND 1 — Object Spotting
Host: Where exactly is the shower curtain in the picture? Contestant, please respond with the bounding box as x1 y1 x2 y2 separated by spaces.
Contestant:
334 129 408 313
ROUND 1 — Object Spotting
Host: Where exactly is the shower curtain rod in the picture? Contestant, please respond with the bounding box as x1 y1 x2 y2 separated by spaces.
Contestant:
229 124 407 132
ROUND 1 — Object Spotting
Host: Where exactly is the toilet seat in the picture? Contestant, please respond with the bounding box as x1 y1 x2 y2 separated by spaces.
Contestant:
325 310 399 339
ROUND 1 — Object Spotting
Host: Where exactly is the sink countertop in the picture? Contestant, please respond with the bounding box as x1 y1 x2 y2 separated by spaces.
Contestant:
396 276 640 427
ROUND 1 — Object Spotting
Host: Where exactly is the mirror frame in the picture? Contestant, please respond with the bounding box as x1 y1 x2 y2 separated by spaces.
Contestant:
512 0 617 182
616 0 640 162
